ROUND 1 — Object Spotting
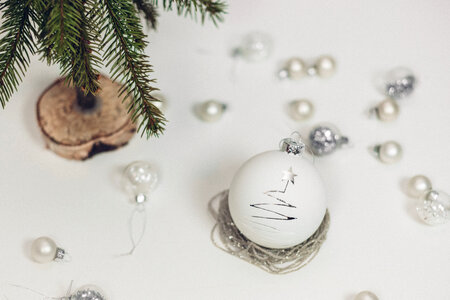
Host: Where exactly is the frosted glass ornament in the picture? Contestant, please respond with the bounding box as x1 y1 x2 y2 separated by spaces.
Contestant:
122 161 158 203
416 190 450 225
234 32 273 62
228 145 327 249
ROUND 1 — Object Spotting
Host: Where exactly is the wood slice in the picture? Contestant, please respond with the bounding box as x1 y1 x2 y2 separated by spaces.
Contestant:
36 75 136 160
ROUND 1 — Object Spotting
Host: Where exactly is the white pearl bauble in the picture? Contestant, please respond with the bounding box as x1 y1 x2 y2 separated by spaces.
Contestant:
31 236 57 263
228 150 327 249
289 99 314 121
286 58 307 80
123 161 158 203
416 190 450 225
376 141 402 164
315 55 336 78
236 32 273 62
197 100 226 122
407 175 432 198
354 291 379 300
376 98 399 121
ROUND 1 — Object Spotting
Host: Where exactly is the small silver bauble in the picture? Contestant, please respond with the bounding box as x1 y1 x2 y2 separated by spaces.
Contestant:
354 291 379 300
288 99 314 121
371 98 399 121
406 175 432 198
313 55 336 78
416 190 450 225
30 236 66 263
384 67 416 99
196 100 227 122
233 32 273 62
309 125 349 156
373 141 403 164
69 285 106 300
123 161 159 204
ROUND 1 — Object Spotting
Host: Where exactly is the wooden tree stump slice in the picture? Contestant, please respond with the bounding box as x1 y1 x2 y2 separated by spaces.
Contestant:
37 75 136 160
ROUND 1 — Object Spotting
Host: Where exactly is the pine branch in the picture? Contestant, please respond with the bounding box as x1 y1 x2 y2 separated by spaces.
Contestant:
0 0 37 108
101 0 166 138
133 0 159 29
156 0 226 25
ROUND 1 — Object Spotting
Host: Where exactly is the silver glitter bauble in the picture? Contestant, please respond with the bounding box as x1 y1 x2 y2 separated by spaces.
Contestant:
416 190 450 225
384 67 416 99
309 125 348 156
69 286 106 300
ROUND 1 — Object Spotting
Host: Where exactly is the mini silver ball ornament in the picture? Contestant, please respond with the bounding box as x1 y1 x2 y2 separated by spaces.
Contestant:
383 67 416 99
371 98 399 121
123 161 159 204
288 99 314 121
69 285 106 300
354 291 379 300
407 175 432 198
416 190 450 225
309 125 349 156
196 100 227 122
233 32 273 62
30 236 66 263
372 140 403 164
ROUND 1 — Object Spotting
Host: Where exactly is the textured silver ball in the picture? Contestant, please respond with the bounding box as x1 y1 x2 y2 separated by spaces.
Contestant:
289 99 314 121
407 175 432 198
375 141 402 164
309 125 348 156
286 57 307 80
30 236 58 263
375 98 399 121
384 67 416 99
314 55 336 78
197 100 226 122
354 291 379 300
69 285 106 300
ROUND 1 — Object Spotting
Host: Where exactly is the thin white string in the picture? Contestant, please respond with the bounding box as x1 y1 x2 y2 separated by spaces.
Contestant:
7 284 64 300
116 204 147 257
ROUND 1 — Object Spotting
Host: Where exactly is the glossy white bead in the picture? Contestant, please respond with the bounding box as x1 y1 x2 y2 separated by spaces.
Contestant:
236 32 273 62
123 161 159 203
375 98 399 121
407 175 432 198
315 55 336 78
286 58 307 80
31 236 57 263
375 141 402 164
197 100 226 122
289 99 314 121
416 190 450 225
354 291 379 300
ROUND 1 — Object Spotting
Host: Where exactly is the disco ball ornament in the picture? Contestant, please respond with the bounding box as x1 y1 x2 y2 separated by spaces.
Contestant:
309 124 349 156
69 285 106 300
383 67 416 99
416 190 450 225
228 134 327 249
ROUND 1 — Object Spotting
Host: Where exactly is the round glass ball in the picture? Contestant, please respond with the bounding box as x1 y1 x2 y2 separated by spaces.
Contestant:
416 190 450 225
123 161 158 203
235 32 273 62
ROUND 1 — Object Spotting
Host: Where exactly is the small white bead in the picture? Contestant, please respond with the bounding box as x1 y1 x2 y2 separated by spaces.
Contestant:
197 100 226 122
377 141 402 164
289 99 314 121
286 58 307 80
354 291 379 300
407 175 432 198
315 55 336 78
376 98 399 121
30 236 57 263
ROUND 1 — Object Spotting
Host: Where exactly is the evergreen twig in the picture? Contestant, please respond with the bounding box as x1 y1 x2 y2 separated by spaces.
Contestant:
158 0 226 25
133 0 159 29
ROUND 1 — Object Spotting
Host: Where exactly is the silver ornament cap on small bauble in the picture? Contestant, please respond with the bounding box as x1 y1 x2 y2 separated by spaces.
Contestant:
228 133 327 249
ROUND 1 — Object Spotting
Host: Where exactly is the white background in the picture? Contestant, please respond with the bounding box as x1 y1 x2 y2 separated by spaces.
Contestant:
0 1 449 299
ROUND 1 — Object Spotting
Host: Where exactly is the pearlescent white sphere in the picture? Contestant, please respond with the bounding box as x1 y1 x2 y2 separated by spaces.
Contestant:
31 236 57 263
376 98 399 121
123 161 158 203
286 58 307 80
315 55 336 78
289 99 314 121
237 32 273 62
198 100 226 122
377 141 402 164
152 93 167 113
228 150 327 249
354 291 379 300
416 190 450 225
407 175 432 198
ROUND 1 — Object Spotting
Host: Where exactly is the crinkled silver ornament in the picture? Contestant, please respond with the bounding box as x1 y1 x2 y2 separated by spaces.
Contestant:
416 190 450 226
69 285 106 300
309 125 349 156
384 67 416 99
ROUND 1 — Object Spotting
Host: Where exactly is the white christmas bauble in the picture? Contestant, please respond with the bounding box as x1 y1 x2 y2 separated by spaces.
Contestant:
229 150 327 249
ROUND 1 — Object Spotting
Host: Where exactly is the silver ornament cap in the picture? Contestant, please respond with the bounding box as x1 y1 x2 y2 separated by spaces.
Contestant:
280 132 306 156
